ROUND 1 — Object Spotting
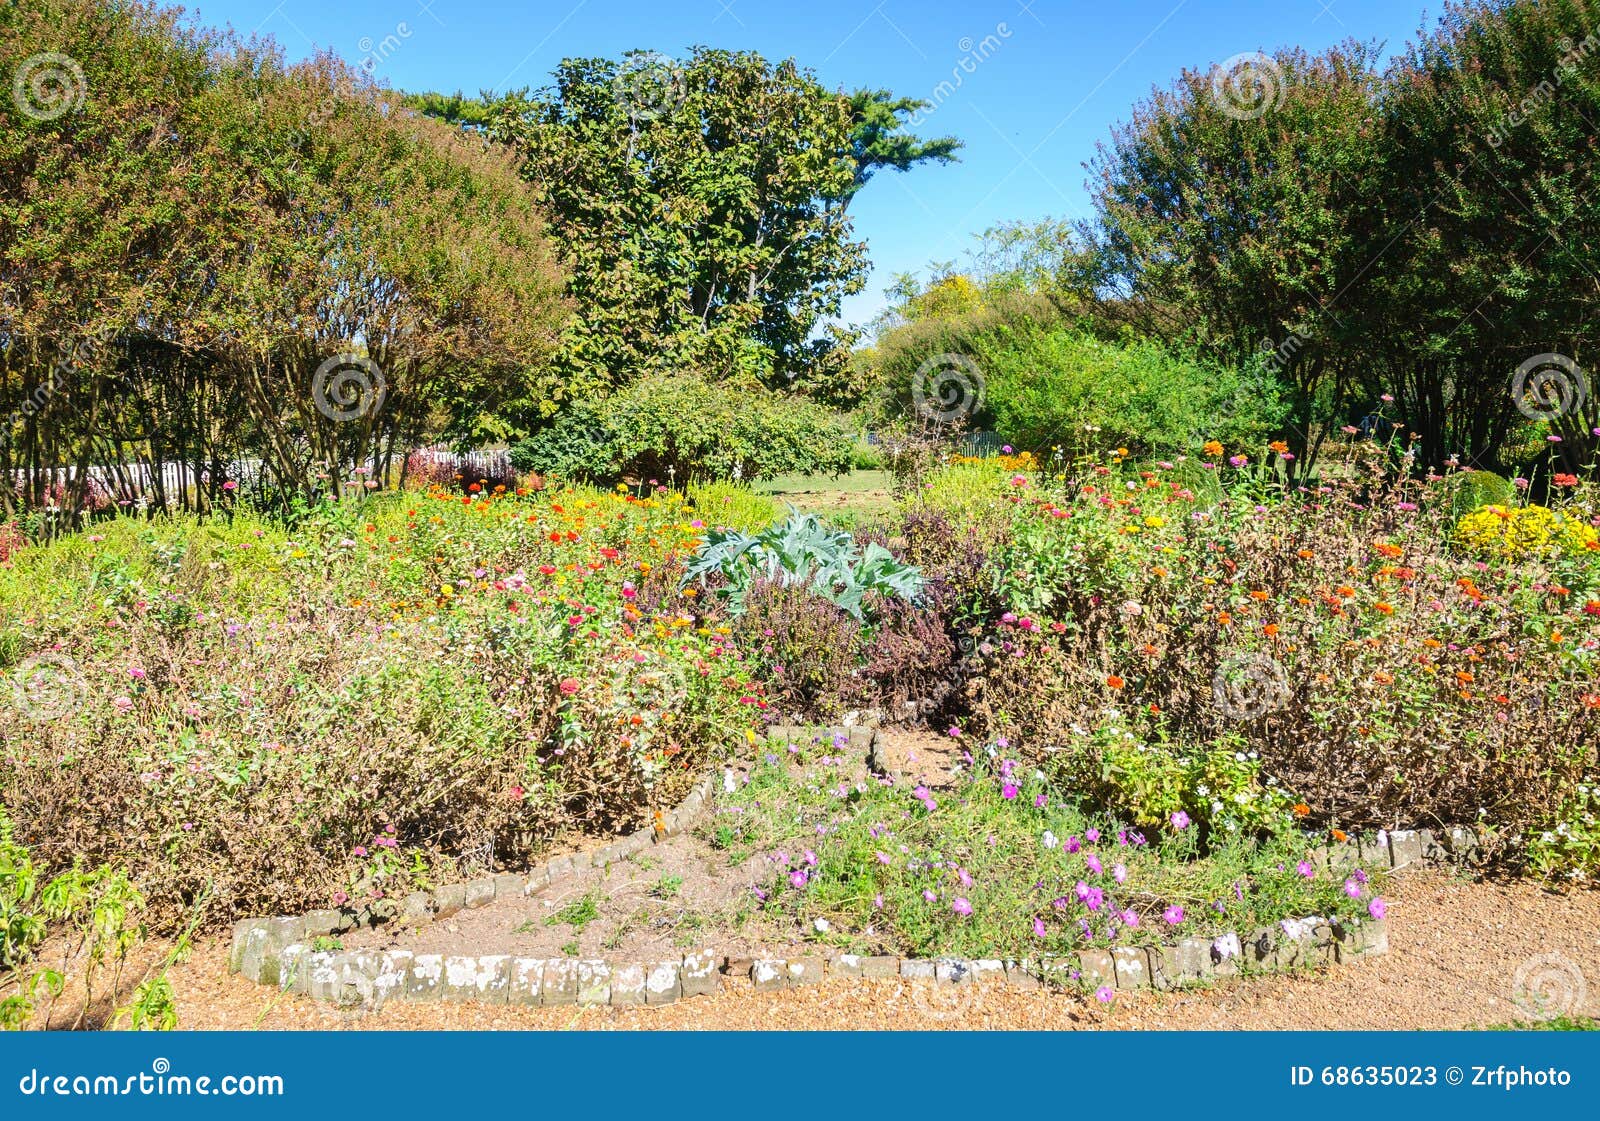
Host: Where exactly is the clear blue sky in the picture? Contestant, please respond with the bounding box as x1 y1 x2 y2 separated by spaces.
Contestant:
191 0 1433 326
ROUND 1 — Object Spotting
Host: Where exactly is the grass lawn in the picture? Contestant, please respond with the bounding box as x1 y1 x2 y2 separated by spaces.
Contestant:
755 469 896 522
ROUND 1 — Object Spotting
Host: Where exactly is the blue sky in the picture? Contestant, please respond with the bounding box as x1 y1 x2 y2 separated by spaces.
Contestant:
192 0 1435 326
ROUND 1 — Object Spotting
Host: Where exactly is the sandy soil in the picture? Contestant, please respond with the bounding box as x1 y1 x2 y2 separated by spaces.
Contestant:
152 867 1600 1030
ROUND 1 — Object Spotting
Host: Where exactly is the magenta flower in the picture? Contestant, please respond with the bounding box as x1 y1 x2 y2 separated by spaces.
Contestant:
1343 879 1362 899
1121 909 1139 928
1163 904 1184 925
1296 860 1315 879
922 889 937 903
1002 782 1019 800
1034 793 1048 809
876 851 892 865
790 870 809 889
1085 828 1101 843
1033 917 1047 938
1113 863 1128 884
1170 810 1190 830
952 897 973 916
1086 853 1103 875
1368 897 1387 920
1095 986 1114 1003
1065 836 1082 854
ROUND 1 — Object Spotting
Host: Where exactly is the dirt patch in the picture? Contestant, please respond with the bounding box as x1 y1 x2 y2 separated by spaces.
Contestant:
341 824 800 962
871 729 965 788
153 867 1600 1030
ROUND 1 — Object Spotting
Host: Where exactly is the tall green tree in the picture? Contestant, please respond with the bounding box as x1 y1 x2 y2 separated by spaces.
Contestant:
842 88 962 207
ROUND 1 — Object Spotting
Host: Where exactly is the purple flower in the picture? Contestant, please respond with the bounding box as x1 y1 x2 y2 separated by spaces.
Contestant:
922 889 937 903
1163 905 1184 925
952 897 973 916
876 851 892 865
1065 835 1082 854
1121 909 1139 928
1034 793 1048 809
1170 811 1190 830
1368 897 1387 920
1074 880 1091 901
1001 782 1019 800
789 870 809 889
1033 917 1047 938
1085 828 1101 843
803 849 817 866
1343 879 1362 899
1085 887 1104 912
1296 860 1315 879
1086 853 1103 875
1095 986 1114 1003
1113 863 1128 884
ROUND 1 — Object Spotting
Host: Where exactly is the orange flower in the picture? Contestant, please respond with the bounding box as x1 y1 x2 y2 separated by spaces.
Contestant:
1203 440 1225 458
1297 549 1315 559
1332 829 1348 843
1105 675 1126 689
1292 802 1310 817
1249 589 1269 601
1372 670 1394 685
1263 623 1279 637
1373 602 1394 615
1269 440 1290 455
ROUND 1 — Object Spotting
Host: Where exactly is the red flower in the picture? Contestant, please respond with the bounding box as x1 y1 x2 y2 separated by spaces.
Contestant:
1553 473 1579 487
558 678 581 696
1585 601 1600 617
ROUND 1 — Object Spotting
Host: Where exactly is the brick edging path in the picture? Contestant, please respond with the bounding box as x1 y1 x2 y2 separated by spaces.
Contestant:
229 727 1492 1009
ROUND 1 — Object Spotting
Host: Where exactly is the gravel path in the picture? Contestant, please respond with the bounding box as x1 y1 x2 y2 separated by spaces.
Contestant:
162 868 1600 1030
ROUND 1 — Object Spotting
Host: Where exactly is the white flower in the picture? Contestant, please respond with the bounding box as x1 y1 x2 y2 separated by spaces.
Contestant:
813 918 830 933
1042 830 1058 850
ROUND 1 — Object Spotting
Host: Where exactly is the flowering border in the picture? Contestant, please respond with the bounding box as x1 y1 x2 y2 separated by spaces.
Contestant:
229 726 1484 1007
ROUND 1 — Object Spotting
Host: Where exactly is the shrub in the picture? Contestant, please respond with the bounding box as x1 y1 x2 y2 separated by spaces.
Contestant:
687 481 780 534
683 511 923 620
930 448 1600 878
728 579 865 720
0 486 764 929
509 377 854 485
1454 504 1599 560
717 742 1381 962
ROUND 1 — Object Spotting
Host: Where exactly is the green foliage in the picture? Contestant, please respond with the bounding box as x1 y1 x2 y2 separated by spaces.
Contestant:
1 809 152 1030
720 743 1375 962
687 482 781 535
0 0 568 519
843 88 962 205
684 511 923 619
472 49 871 397
509 377 855 484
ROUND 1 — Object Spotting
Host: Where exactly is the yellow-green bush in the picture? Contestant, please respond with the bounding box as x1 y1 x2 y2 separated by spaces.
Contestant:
1454 504 1599 560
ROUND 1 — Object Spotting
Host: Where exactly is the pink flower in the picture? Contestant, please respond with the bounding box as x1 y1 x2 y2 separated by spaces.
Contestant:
1296 860 1315 879
1170 811 1190 830
129 667 146 680
1343 879 1362 899
952 897 973 916
332 891 348 906
353 846 367 857
1034 793 1048 809
1033 917 1047 938
789 870 809 889
558 677 581 696
1095 986 1114 1003
1002 782 1019 800
113 696 133 713
1163 905 1184 925
922 889 937 903
1368 897 1387 920
876 851 892 865
1086 853 1103 875
1085 828 1100 843
1113 863 1128 884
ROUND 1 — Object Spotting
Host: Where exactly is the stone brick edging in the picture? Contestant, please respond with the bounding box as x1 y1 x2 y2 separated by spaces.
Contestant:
231 915 1390 1010
229 722 1486 1010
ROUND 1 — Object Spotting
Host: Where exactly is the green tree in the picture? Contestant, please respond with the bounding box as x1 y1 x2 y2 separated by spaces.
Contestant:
842 88 962 206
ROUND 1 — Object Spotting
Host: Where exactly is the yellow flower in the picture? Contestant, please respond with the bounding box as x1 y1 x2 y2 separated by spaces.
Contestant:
1203 440 1224 458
